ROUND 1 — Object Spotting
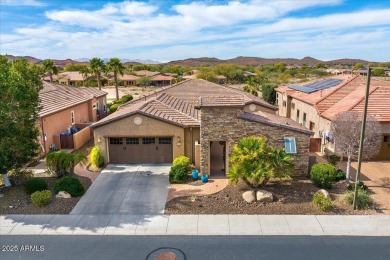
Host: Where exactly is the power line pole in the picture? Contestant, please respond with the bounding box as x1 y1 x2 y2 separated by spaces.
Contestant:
353 67 371 210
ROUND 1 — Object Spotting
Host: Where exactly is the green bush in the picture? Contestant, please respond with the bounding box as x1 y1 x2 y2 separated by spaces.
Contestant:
113 99 124 104
312 193 332 211
310 163 337 189
31 190 52 207
8 169 33 185
348 181 368 191
328 155 340 166
172 156 191 173
169 164 188 184
25 178 48 194
121 94 133 103
54 176 85 197
109 104 121 113
344 190 373 210
335 169 346 181
90 146 104 169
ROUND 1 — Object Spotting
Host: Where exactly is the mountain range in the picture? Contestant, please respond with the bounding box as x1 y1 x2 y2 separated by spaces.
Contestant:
4 54 372 67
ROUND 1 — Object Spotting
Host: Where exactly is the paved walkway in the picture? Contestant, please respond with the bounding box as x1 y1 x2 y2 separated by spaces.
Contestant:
71 164 170 215
167 178 229 201
1 214 389 236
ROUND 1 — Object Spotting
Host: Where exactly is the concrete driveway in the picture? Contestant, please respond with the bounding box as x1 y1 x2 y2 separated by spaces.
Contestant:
70 164 171 215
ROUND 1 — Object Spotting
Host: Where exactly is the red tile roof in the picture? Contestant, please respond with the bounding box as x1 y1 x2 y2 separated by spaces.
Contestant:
92 79 287 129
119 74 139 81
39 81 107 117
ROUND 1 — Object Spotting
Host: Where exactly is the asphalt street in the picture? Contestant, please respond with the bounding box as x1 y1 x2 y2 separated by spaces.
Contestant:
1 235 389 260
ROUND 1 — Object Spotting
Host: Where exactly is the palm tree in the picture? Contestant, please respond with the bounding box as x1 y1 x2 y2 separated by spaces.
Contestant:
268 148 294 181
79 66 90 85
42 59 58 82
89 58 105 90
107 58 125 100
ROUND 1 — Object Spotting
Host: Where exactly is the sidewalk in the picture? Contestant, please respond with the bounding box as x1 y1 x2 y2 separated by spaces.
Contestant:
1 214 389 236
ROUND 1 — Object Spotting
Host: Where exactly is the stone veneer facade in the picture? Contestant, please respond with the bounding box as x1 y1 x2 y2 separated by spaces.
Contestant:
200 107 311 176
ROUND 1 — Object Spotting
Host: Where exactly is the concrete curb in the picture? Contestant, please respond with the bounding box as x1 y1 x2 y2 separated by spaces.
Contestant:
1 214 389 236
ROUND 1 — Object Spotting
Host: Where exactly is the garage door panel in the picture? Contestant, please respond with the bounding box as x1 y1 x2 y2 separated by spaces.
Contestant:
109 137 173 164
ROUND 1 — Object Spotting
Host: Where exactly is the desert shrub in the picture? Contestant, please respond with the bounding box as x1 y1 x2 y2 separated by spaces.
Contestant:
172 156 191 173
335 169 346 181
328 154 341 166
54 176 84 197
45 151 86 177
348 181 368 191
8 169 33 185
90 146 105 169
228 136 294 188
344 190 373 210
310 163 337 189
312 193 332 211
169 164 188 184
113 99 124 104
121 94 133 103
109 104 120 113
31 190 52 207
25 178 48 194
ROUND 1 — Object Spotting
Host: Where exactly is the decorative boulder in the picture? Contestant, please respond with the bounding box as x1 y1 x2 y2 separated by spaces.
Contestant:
256 190 273 202
316 189 330 199
242 190 256 203
56 191 71 199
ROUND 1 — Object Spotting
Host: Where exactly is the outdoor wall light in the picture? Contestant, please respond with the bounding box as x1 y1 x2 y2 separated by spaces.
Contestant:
98 137 101 143
177 136 182 146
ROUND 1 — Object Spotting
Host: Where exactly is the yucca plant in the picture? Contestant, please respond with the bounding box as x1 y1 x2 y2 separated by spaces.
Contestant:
45 151 87 177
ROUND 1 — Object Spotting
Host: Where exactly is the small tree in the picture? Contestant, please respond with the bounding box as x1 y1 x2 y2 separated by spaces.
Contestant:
0 56 42 187
331 112 382 181
42 59 58 82
45 151 87 177
243 77 260 96
137 76 151 88
228 136 294 189
261 83 278 104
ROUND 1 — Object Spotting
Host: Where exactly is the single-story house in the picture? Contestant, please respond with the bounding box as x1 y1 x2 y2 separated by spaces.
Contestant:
134 70 161 77
92 79 313 176
118 74 140 86
151 74 174 86
216 75 227 85
38 81 107 154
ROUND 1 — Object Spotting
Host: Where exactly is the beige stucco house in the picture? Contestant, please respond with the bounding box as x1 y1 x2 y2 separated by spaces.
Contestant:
92 79 313 176
276 75 390 160
38 82 107 154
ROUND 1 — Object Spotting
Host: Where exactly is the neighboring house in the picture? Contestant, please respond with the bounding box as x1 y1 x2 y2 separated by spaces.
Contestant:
92 79 313 176
276 75 390 160
352 69 369 76
243 71 257 77
151 74 174 86
37 81 107 154
216 75 227 85
134 70 160 77
118 74 140 86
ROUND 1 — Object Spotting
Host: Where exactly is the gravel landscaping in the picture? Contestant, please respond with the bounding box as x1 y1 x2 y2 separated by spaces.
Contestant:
165 177 380 215
0 173 93 215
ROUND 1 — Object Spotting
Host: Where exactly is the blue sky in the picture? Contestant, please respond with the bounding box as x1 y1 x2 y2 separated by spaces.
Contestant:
0 0 389 62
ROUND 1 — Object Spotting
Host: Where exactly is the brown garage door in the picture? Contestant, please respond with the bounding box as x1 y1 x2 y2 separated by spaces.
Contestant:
109 137 173 164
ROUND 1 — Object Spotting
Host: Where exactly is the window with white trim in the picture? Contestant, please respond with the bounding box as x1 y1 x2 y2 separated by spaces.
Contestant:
103 98 106 111
284 137 297 154
71 111 75 125
96 101 99 109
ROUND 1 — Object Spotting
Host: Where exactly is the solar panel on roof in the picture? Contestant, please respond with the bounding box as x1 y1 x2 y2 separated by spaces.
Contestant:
288 79 343 93
288 85 317 93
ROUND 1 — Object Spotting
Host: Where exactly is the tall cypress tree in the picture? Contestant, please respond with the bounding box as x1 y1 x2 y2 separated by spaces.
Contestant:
0 56 42 186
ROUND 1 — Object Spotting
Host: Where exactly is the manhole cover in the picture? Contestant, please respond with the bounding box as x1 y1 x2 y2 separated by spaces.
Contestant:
156 252 176 260
146 248 186 260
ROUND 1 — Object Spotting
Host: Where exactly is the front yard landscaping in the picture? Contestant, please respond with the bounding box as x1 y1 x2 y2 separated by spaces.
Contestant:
165 177 379 215
0 173 92 215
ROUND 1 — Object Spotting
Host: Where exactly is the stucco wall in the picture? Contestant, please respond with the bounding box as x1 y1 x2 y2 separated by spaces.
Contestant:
93 114 186 164
200 107 310 176
243 103 276 114
73 126 92 150
184 127 200 163
41 102 91 153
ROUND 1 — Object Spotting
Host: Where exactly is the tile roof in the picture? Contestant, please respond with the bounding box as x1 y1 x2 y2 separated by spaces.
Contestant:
92 79 298 130
134 70 160 77
119 74 139 81
39 81 107 117
276 75 390 122
240 111 313 135
58 71 87 81
151 75 174 81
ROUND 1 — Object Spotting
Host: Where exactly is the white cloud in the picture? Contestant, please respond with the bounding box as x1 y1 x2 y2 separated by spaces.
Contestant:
1 0 45 7
1 0 390 61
